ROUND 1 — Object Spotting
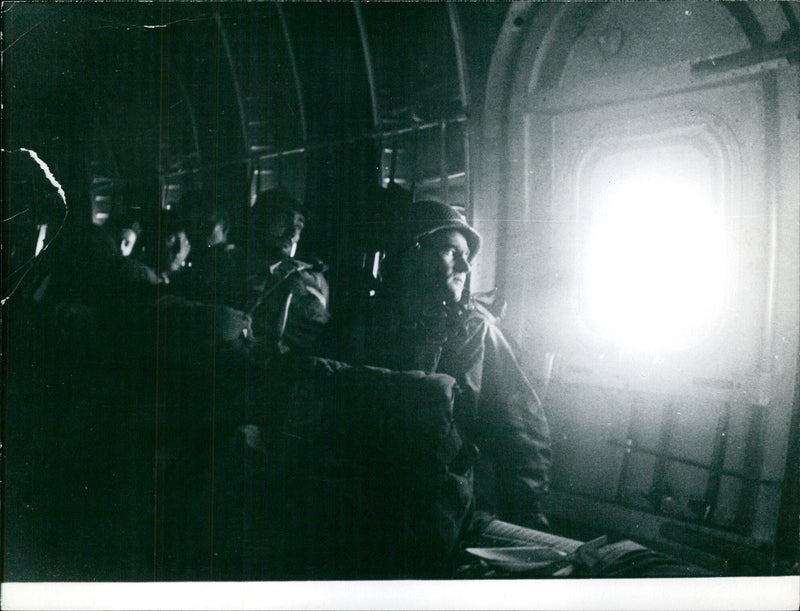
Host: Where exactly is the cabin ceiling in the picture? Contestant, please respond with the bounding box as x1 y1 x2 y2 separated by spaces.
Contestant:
3 2 506 200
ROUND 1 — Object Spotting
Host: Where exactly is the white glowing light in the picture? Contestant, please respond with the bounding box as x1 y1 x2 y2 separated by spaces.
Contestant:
584 175 728 352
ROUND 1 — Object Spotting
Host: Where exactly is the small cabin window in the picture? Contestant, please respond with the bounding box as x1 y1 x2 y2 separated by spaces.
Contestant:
577 142 729 352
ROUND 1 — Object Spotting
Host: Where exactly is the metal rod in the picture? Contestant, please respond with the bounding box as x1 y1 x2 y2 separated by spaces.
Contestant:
214 11 250 159
721 2 766 48
255 115 468 161
691 37 798 77
173 67 201 159
649 403 676 512
446 3 470 107
703 403 732 521
389 141 398 184
149 115 468 180
779 3 800 34
411 122 420 197
276 4 307 142
440 120 449 203
734 405 766 531
463 118 473 219
418 171 466 187
758 72 781 406
444 2 474 223
353 2 380 130
606 438 779 486
774 327 800 565
615 396 640 502
447 3 471 212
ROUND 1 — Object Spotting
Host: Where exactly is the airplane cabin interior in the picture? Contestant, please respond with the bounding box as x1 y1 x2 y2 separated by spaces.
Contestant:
2 0 799 592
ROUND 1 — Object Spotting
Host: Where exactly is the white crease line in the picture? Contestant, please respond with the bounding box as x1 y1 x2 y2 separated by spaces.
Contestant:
18 147 67 208
2 207 30 222
1 148 68 305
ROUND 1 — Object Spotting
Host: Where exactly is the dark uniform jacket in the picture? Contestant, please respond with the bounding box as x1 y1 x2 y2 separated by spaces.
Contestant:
247 257 330 353
171 242 247 309
332 295 551 527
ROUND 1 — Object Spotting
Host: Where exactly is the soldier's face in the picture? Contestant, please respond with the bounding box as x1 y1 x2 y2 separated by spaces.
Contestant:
265 210 305 257
207 220 227 247
119 228 138 257
165 230 191 272
418 230 471 303
190 208 228 248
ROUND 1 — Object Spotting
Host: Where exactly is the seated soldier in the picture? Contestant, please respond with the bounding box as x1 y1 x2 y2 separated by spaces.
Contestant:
115 214 142 258
175 188 246 308
151 206 253 374
328 189 552 530
16 198 170 414
153 208 193 284
103 210 167 286
246 188 330 355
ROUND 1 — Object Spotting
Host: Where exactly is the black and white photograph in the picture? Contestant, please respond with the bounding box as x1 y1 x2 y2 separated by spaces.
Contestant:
2 1 799 609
